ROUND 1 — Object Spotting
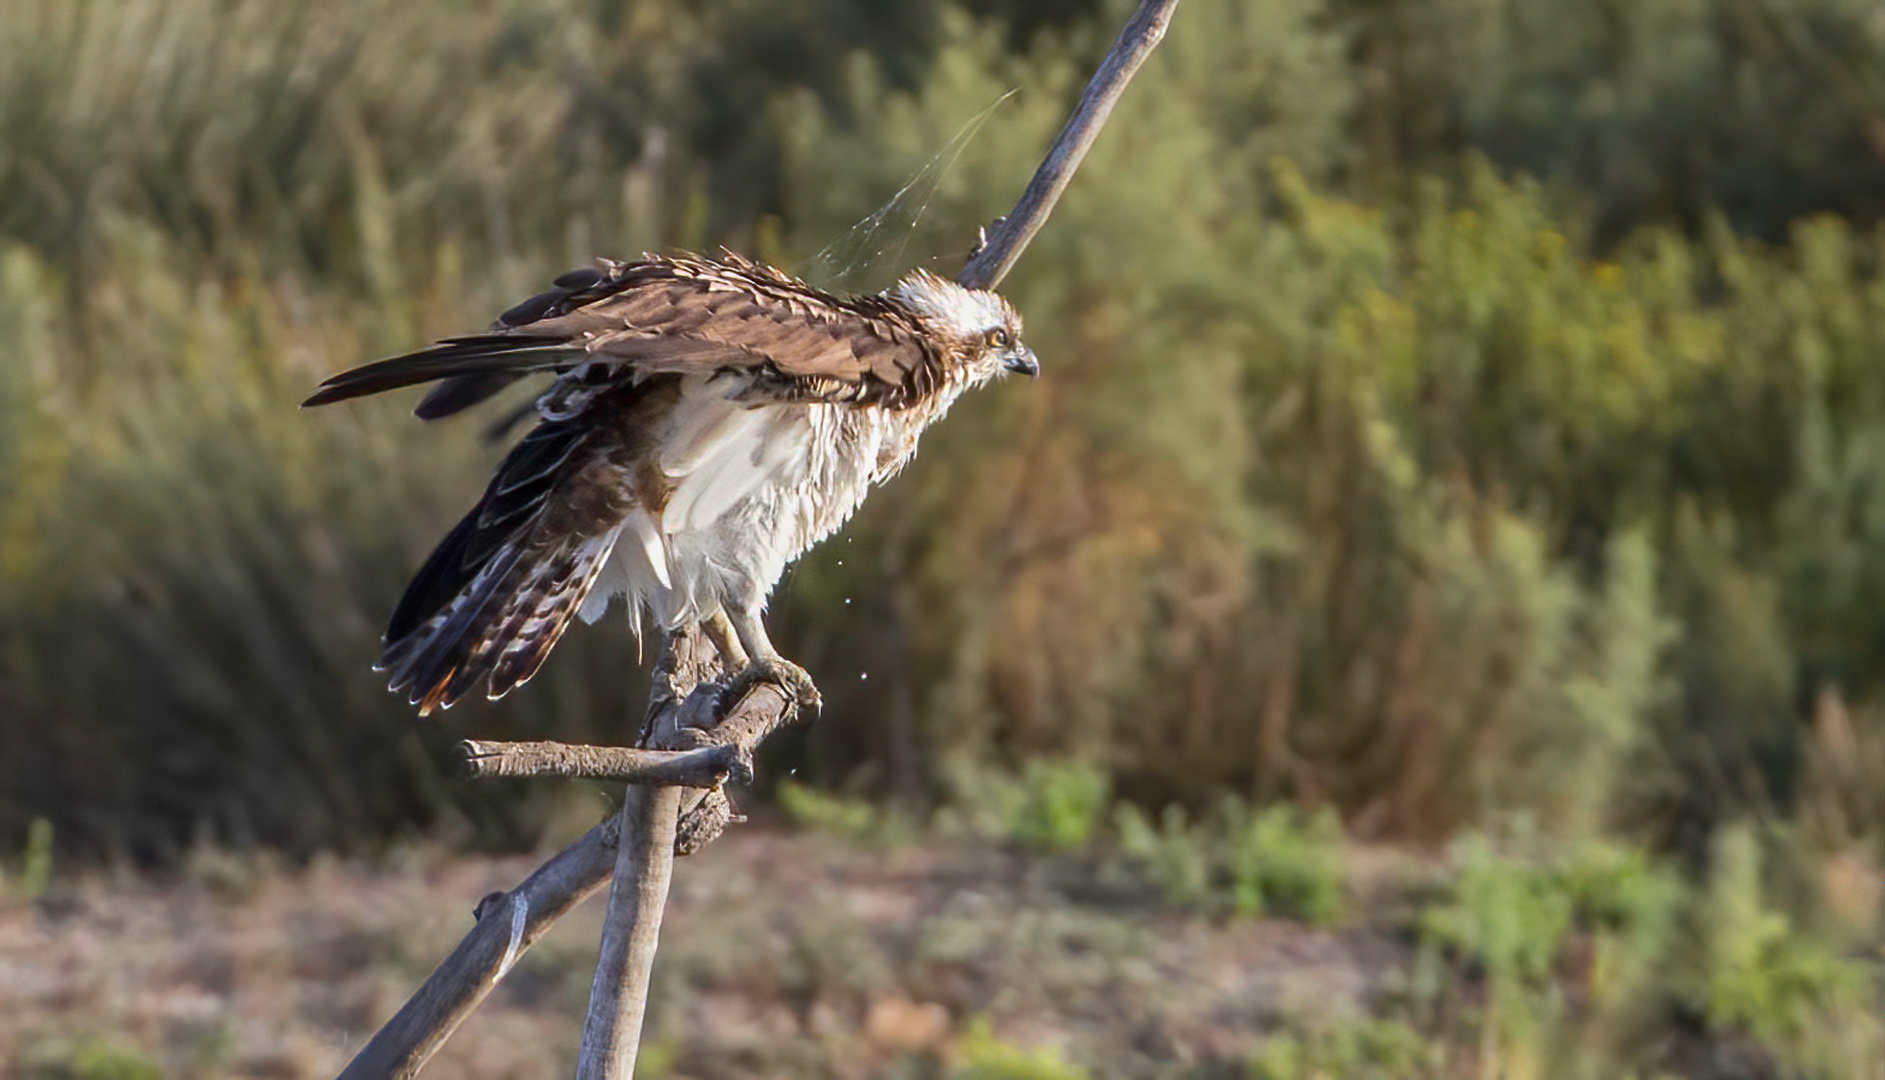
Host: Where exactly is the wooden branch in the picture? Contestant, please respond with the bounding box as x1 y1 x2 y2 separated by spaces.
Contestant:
459 739 740 786
956 0 1180 292
336 817 619 1080
333 645 793 1079
575 783 682 1079
575 626 725 1080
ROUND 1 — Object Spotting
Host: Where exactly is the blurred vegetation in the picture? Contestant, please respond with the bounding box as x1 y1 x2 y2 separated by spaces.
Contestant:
952 1017 1091 1080
1249 1017 1441 1080
5 0 1885 970
689 759 1885 1076
1114 795 1345 921
21 1039 167 1080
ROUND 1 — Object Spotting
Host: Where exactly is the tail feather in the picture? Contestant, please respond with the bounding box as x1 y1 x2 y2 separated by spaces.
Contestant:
382 531 619 715
487 536 620 695
380 541 528 708
369 400 637 715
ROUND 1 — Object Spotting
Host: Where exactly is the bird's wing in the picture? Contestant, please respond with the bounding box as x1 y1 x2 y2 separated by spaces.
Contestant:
302 253 945 413
378 397 654 714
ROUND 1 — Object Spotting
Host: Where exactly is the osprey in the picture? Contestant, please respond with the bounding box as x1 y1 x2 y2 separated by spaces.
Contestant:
305 252 1036 715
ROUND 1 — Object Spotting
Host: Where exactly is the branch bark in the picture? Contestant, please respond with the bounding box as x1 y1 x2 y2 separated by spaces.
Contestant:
574 625 727 1080
574 783 681 1079
459 739 739 785
955 0 1180 292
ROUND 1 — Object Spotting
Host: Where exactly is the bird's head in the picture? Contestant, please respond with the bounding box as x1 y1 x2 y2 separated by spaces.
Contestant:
892 270 1038 383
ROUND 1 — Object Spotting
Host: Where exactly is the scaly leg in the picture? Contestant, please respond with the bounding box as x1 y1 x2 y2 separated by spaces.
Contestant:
700 609 750 671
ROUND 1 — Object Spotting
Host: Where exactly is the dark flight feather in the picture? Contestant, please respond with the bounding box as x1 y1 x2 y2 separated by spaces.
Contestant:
414 372 520 420
302 336 571 408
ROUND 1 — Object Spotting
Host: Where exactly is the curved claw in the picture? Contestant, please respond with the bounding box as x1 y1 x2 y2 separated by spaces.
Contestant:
723 656 822 720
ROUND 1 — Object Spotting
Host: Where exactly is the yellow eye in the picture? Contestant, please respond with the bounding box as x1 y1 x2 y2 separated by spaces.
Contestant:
986 328 1010 348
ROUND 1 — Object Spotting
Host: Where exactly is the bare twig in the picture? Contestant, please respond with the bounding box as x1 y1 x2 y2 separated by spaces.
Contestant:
956 0 1180 292
459 739 740 785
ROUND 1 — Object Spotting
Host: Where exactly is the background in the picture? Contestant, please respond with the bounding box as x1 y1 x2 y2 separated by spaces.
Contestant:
4 0 1885 1076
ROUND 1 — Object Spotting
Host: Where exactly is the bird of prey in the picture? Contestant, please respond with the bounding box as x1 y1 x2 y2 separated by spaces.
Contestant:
304 252 1037 716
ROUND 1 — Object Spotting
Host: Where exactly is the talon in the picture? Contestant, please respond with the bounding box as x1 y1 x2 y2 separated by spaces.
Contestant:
725 656 822 719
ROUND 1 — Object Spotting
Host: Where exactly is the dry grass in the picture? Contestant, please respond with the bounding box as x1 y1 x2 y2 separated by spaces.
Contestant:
6 814 1881 1079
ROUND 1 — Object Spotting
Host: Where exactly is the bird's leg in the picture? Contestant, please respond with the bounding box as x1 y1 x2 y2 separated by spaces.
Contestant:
700 609 750 672
721 605 821 719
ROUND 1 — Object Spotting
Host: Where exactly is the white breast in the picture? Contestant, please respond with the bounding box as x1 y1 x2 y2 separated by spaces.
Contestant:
579 376 913 632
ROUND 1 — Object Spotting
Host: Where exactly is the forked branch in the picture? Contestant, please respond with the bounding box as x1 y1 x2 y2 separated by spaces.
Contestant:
336 625 796 1079
336 1 1177 1073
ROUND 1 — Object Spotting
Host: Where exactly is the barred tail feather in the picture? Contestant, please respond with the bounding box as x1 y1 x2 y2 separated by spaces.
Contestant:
484 532 620 696
380 530 620 715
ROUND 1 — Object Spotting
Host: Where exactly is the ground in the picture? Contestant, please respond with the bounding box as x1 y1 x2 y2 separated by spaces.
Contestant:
1 829 1424 1080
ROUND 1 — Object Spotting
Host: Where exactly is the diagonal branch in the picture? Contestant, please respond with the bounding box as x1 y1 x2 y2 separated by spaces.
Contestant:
956 0 1180 291
335 818 619 1080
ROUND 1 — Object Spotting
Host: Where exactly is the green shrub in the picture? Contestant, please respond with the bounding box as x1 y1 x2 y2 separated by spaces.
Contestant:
17 816 52 900
1222 800 1345 923
936 758 1110 853
951 1018 1088 1080
1689 825 1874 1066
776 779 913 846
24 1040 165 1080
1112 802 1215 910
1418 833 1573 986
1552 838 1682 1015
1250 1017 1442 1080
1009 760 1111 852
1114 797 1344 922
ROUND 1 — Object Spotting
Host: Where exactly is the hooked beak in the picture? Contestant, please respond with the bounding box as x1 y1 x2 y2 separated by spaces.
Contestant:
1004 348 1040 378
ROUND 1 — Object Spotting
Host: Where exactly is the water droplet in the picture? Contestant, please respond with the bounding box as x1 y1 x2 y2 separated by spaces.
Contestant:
860 672 870 681
844 598 852 605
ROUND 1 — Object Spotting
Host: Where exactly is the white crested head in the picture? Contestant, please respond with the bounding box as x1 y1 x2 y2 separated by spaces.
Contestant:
891 268 1037 382
894 269 1010 339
